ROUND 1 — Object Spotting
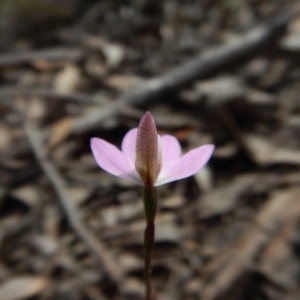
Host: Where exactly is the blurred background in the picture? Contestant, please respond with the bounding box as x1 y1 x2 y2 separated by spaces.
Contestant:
1 0 300 299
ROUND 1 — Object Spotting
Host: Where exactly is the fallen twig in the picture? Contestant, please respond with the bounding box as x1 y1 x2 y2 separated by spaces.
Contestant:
0 87 103 105
70 9 298 135
0 48 83 67
24 123 123 285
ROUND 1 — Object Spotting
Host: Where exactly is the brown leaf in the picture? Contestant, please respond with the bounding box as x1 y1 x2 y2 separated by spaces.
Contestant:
105 74 144 91
245 134 300 165
0 276 49 300
47 117 74 150
53 63 81 95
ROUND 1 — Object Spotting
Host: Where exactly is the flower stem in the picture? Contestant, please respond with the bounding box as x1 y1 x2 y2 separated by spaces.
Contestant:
143 186 157 300
144 221 155 300
143 186 157 223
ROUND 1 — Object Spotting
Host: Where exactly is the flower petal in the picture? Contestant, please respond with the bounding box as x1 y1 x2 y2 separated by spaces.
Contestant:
156 144 214 186
160 135 181 174
121 128 138 168
91 137 142 184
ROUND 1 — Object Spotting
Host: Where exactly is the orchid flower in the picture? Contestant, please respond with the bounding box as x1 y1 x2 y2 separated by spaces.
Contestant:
90 112 214 187
91 111 214 300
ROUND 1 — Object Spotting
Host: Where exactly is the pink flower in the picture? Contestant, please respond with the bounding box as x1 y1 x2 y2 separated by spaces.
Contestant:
91 112 214 186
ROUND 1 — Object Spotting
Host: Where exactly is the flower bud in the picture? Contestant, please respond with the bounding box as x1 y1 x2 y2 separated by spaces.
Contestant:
135 112 161 187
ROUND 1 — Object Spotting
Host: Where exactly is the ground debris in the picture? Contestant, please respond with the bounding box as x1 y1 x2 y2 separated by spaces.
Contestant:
1 1 300 300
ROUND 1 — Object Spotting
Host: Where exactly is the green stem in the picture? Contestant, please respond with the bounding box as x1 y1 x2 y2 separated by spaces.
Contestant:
143 186 157 300
143 186 157 223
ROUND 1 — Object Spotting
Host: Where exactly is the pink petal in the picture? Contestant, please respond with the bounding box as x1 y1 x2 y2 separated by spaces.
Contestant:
160 135 181 174
121 128 138 167
91 137 142 184
156 144 214 186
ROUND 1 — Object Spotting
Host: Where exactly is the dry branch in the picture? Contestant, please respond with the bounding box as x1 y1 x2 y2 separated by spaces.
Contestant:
0 88 101 104
0 48 83 67
71 10 297 135
24 123 123 285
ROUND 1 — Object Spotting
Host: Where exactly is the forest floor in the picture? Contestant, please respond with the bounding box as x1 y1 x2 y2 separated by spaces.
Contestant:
1 1 300 299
